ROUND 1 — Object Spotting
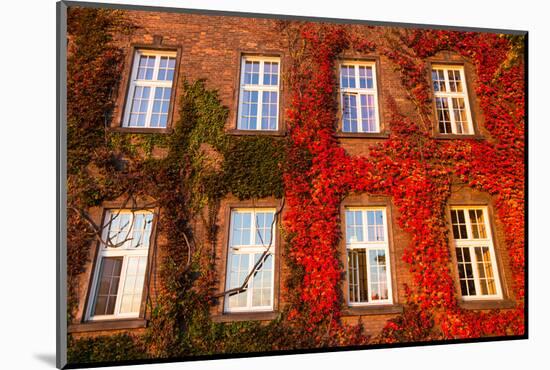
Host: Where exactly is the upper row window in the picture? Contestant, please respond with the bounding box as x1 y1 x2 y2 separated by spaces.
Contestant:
123 50 177 129
340 61 381 133
237 56 280 131
121 51 474 136
432 65 474 135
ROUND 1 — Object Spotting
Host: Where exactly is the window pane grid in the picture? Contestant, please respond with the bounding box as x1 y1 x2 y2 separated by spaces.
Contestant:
124 51 176 128
150 87 171 128
238 58 279 131
93 257 123 316
340 63 379 133
450 207 501 299
226 209 276 312
432 66 472 134
345 208 391 305
88 210 154 320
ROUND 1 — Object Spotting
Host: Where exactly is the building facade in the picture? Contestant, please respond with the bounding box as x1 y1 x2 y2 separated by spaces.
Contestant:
66 6 525 365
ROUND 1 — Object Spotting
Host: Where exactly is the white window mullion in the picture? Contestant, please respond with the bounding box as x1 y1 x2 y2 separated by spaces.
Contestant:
446 96 457 134
382 210 392 303
123 50 176 128
469 246 483 296
365 247 372 303
113 255 129 316
247 255 254 308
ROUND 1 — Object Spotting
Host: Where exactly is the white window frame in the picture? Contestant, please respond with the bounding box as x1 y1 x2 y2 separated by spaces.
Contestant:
224 208 277 313
450 206 503 300
122 49 176 128
345 207 393 306
237 56 280 131
339 61 381 133
85 209 154 321
431 65 474 135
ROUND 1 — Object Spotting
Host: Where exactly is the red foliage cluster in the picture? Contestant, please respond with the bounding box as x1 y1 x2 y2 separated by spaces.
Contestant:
282 24 524 341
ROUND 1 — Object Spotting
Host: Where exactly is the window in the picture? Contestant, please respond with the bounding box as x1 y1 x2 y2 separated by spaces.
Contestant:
450 206 502 300
225 208 276 312
86 210 154 320
339 61 380 133
431 65 473 135
345 207 392 305
122 50 177 128
237 56 280 131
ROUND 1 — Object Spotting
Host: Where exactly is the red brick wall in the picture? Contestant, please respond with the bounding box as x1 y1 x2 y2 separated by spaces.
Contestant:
69 9 517 338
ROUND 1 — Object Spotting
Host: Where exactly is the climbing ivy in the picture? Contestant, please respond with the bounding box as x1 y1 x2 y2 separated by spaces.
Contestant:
66 7 525 366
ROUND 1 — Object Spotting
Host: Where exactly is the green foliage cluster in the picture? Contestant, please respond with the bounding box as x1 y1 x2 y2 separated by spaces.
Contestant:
67 334 148 364
66 9 286 365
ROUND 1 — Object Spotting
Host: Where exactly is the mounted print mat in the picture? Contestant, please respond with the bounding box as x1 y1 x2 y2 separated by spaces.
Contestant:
57 1 527 368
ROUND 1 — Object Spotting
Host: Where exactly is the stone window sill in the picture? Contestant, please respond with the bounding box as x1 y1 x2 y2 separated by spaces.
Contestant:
211 311 279 323
334 131 390 139
433 134 484 140
226 129 285 137
342 304 404 316
68 318 147 333
108 126 173 134
459 299 516 310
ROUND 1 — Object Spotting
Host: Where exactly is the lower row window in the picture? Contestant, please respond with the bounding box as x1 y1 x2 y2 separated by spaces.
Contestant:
84 205 504 321
224 208 276 313
345 207 392 305
86 209 154 320
450 206 502 299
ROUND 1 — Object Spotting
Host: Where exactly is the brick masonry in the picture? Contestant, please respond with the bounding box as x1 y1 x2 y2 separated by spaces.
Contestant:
69 9 518 338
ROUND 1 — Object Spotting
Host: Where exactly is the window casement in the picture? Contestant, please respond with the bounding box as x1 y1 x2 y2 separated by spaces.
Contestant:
122 49 177 129
237 56 280 131
225 208 276 313
431 65 474 135
339 61 381 133
345 207 393 305
450 206 503 300
86 209 154 321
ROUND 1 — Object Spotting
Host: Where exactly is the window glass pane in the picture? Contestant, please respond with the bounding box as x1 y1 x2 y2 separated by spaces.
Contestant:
251 254 273 307
231 211 252 245
348 249 368 303
158 56 176 81
456 247 476 296
448 69 463 92
244 61 260 85
254 211 274 246
137 55 155 80
93 257 123 316
150 87 171 128
261 91 278 130
360 94 376 132
474 247 496 295
366 210 385 242
469 209 487 239
358 66 373 89
340 65 356 89
435 97 451 134
451 209 468 239
369 249 388 301
128 86 151 128
342 93 358 132
432 69 446 92
239 90 258 130
345 210 364 243
227 254 250 308
119 256 147 314
263 61 279 85
452 98 469 134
